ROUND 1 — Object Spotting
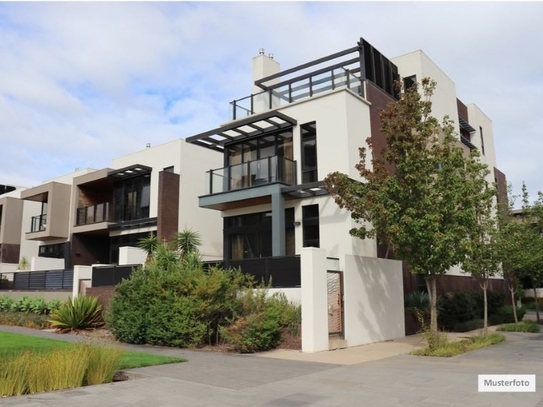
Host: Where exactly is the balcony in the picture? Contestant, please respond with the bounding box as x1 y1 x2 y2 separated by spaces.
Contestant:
76 203 111 226
30 214 47 233
231 68 364 120
206 156 296 195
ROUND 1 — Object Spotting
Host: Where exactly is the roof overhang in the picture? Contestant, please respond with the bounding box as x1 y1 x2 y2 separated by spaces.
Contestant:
281 181 329 198
186 111 297 153
108 164 152 180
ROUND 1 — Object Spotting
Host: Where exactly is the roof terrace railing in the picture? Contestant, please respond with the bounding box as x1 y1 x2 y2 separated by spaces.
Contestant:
231 68 364 120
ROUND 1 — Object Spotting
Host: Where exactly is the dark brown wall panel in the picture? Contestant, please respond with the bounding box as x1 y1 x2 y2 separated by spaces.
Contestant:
494 167 508 212
157 171 180 243
0 243 20 263
366 81 396 174
457 98 469 122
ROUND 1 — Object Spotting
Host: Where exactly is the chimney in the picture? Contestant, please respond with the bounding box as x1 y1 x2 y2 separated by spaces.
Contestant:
252 48 280 95
252 49 280 113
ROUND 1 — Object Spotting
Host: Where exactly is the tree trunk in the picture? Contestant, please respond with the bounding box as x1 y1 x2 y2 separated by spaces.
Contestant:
533 284 540 323
425 275 438 345
481 280 488 336
509 284 518 324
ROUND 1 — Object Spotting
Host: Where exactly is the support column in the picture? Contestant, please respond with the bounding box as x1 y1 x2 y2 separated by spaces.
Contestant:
301 247 329 353
271 191 285 257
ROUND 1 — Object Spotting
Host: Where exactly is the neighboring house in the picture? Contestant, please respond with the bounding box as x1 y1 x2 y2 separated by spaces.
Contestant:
17 139 222 270
0 184 40 271
187 37 507 289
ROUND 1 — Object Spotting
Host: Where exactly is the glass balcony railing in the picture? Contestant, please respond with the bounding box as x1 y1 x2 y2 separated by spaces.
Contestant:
230 68 365 120
30 214 46 232
206 156 296 195
76 203 111 226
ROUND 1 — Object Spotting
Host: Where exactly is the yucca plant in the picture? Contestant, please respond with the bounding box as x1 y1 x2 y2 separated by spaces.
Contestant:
49 296 104 332
175 229 202 259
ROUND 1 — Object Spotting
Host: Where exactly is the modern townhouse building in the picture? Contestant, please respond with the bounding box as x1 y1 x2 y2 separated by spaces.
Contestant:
16 139 222 272
187 37 506 287
186 37 507 350
0 185 40 271
0 36 507 352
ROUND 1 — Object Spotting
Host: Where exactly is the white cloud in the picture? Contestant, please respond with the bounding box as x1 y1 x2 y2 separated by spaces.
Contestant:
0 2 541 203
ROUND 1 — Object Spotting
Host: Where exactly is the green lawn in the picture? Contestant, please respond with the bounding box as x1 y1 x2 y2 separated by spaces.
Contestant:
0 331 185 369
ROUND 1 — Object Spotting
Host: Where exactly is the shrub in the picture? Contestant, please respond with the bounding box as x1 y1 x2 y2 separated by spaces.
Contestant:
438 290 506 330
412 333 505 357
0 295 14 312
49 296 104 331
405 291 430 311
453 319 484 333
497 322 540 333
15 297 33 313
29 298 48 315
220 290 301 353
0 311 51 329
489 306 526 325
438 291 479 331
107 247 299 352
469 290 505 318
108 262 247 347
46 299 62 314
0 296 62 315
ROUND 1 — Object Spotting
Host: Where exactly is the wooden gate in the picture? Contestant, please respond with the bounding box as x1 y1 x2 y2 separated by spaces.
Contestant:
327 271 344 336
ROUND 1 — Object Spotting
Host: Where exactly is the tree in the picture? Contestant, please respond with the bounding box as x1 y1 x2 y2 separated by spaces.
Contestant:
497 185 522 323
460 169 499 335
324 78 490 342
519 185 543 322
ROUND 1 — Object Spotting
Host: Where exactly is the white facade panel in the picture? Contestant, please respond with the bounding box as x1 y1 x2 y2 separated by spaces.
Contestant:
343 254 405 346
392 51 459 132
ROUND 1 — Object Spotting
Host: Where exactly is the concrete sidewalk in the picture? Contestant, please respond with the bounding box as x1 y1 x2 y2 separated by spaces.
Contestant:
2 325 542 406
0 323 500 366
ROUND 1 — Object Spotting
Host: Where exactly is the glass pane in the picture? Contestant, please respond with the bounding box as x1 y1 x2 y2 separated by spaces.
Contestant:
259 136 275 158
228 145 243 166
243 141 257 163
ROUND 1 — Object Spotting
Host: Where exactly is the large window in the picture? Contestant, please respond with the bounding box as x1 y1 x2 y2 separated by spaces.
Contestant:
226 130 293 166
112 175 151 222
302 205 320 248
225 209 295 260
39 243 66 259
225 130 294 190
301 122 317 184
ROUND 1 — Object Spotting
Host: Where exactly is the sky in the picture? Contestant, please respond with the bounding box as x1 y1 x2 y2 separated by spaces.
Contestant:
0 2 541 205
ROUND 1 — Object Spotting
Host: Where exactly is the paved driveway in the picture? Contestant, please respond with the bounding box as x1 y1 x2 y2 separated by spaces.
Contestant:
1 326 542 407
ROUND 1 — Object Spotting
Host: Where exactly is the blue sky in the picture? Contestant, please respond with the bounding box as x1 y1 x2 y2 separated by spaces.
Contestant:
1 2 542 204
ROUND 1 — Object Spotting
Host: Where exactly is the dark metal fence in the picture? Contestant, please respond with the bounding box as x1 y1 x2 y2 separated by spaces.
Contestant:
207 256 301 288
91 265 136 287
0 270 73 290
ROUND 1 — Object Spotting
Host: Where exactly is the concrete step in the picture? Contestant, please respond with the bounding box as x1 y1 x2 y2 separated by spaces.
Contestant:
329 337 348 350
